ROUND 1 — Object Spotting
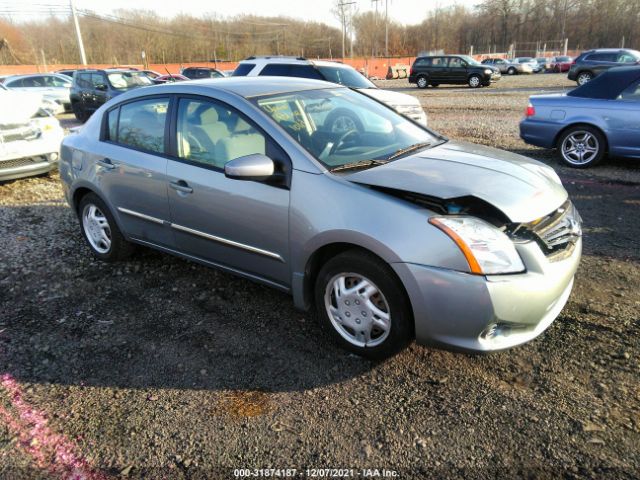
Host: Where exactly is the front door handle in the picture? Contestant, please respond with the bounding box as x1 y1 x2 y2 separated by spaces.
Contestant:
97 158 117 170
170 180 193 194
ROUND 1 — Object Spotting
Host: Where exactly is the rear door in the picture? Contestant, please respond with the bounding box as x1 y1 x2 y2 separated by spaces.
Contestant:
94 96 175 247
428 57 448 83
165 95 291 287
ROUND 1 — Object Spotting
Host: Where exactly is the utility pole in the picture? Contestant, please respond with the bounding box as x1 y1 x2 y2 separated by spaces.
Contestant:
384 0 389 58
70 0 87 65
338 1 355 60
372 0 380 57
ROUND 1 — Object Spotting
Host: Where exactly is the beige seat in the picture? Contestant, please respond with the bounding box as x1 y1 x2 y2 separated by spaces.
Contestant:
182 105 230 168
216 118 266 162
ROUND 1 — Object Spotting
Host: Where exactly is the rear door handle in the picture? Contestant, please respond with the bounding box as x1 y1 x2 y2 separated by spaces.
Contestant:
97 158 117 170
170 180 193 194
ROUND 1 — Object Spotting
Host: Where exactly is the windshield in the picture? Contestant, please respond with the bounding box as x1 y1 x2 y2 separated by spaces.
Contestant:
255 87 439 171
458 55 481 66
107 72 154 90
316 66 376 89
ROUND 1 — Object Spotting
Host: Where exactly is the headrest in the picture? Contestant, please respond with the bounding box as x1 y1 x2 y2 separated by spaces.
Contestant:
199 107 219 125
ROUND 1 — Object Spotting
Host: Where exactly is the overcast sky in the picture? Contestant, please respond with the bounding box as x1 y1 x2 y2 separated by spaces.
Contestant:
12 0 481 28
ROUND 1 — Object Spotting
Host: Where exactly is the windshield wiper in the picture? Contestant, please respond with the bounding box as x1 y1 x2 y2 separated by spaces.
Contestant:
386 142 432 161
329 159 389 173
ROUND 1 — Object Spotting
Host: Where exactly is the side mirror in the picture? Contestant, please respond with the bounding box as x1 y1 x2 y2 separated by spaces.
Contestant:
224 154 274 181
95 84 108 91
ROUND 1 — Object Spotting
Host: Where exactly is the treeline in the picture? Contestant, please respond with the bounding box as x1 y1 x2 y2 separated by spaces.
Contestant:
0 0 638 65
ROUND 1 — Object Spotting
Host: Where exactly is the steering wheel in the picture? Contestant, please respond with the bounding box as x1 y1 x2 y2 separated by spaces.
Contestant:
329 129 359 156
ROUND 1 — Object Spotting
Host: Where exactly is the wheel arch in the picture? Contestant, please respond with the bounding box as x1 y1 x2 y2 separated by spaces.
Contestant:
294 241 413 321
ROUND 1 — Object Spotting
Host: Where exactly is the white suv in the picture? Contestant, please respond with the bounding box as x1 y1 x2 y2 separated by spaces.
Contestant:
232 56 427 126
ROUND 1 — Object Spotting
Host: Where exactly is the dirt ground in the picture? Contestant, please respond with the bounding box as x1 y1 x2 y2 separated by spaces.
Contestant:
0 73 639 479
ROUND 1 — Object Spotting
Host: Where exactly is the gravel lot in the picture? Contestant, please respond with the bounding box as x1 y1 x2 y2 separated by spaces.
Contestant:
1 73 639 479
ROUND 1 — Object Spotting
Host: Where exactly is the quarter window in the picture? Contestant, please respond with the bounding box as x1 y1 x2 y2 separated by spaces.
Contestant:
617 80 640 101
232 63 255 76
176 98 266 169
115 98 169 153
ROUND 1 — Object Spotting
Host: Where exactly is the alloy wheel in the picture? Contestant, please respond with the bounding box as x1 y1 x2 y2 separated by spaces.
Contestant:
324 273 391 348
577 73 592 85
561 130 600 166
417 77 428 88
82 204 112 254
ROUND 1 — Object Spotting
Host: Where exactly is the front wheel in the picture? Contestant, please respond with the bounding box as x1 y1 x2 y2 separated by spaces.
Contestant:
557 126 606 168
507 67 517 75
468 75 482 88
78 193 135 261
314 250 413 359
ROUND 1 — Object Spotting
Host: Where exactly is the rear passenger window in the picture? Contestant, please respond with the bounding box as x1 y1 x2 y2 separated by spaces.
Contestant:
116 98 169 153
587 53 616 62
431 57 447 67
176 98 266 169
288 65 324 80
232 63 255 76
413 58 431 67
259 64 291 76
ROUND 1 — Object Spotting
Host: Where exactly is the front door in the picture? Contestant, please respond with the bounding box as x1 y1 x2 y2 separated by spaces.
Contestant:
166 96 291 287
447 57 468 83
606 79 640 157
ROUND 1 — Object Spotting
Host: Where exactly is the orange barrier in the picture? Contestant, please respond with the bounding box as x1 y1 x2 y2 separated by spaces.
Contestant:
0 52 583 77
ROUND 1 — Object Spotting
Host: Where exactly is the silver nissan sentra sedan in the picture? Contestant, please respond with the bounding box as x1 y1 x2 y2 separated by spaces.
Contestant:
59 77 582 358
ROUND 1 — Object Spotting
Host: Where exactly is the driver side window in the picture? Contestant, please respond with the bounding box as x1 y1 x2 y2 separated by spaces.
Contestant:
176 98 267 170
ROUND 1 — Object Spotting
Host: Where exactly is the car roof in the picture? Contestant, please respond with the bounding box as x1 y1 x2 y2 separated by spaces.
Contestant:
116 76 340 100
5 73 69 79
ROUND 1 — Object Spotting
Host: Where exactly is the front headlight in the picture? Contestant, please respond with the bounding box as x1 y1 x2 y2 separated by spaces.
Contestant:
429 216 525 275
484 69 493 75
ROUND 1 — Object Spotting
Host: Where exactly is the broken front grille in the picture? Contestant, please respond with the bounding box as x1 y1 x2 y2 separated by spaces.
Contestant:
510 200 582 261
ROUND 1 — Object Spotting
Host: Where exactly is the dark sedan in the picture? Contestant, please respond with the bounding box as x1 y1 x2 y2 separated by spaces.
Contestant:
520 66 640 168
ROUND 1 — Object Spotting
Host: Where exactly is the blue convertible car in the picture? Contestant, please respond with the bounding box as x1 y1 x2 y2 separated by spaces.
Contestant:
520 66 640 168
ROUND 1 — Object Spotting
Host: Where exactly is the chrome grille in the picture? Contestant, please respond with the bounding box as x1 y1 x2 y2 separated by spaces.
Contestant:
511 201 582 260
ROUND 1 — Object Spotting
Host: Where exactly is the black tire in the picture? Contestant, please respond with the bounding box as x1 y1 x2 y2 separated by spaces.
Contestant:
576 71 593 86
556 125 606 168
468 74 482 88
416 75 429 89
314 250 414 359
78 193 135 262
324 108 364 134
507 67 517 75
72 102 89 123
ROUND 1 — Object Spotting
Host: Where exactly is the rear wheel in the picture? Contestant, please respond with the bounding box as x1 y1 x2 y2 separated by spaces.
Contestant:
507 67 517 75
314 250 413 359
416 76 428 89
576 71 593 86
72 102 89 123
468 75 482 88
557 126 606 168
78 193 134 261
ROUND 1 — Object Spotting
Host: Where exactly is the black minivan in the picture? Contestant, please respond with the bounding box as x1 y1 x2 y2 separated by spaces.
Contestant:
409 55 501 88
70 69 154 122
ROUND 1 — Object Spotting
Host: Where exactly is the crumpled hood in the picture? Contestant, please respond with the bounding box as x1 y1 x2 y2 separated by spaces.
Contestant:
347 140 568 223
0 90 43 125
358 87 421 107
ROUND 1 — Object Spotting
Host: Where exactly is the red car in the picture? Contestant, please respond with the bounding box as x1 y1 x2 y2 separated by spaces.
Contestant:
152 74 189 84
550 56 573 73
